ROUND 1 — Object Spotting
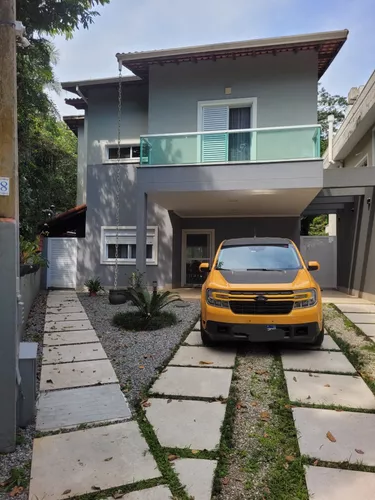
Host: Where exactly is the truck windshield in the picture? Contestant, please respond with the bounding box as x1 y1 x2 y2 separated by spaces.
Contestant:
216 244 302 271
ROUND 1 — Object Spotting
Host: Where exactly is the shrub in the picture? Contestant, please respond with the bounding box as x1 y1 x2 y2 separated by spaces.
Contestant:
84 277 104 295
127 287 182 317
113 310 177 331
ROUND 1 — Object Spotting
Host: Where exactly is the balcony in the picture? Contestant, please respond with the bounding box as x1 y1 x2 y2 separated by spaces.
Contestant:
140 125 320 167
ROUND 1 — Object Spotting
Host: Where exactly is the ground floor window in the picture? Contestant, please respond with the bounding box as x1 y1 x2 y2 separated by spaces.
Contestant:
100 226 158 265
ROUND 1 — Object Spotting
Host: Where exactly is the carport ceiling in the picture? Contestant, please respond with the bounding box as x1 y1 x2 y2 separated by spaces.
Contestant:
149 188 319 217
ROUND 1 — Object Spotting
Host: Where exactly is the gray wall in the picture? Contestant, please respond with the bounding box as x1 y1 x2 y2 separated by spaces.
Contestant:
148 51 318 134
337 189 375 300
77 164 173 288
20 269 41 336
76 124 87 205
86 84 148 166
170 215 300 287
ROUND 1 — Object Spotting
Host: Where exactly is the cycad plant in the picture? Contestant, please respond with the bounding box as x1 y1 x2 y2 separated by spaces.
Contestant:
127 287 181 317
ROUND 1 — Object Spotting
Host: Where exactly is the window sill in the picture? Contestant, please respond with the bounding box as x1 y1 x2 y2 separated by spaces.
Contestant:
103 159 140 165
100 260 158 266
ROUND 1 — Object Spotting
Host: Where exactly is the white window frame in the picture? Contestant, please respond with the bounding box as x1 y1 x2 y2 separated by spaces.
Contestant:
197 97 258 161
100 226 158 265
104 143 140 164
354 154 369 168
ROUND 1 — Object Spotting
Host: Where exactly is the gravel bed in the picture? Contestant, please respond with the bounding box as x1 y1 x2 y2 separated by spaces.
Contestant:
78 294 200 410
216 345 275 500
0 291 47 500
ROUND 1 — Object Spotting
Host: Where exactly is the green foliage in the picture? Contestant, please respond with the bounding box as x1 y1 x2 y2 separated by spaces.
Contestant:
307 214 328 236
127 288 182 317
20 235 48 267
84 277 104 294
113 311 178 331
16 0 110 238
318 84 347 155
128 270 145 290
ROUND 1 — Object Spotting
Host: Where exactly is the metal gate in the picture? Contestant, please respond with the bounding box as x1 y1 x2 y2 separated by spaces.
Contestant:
300 236 337 289
46 238 77 289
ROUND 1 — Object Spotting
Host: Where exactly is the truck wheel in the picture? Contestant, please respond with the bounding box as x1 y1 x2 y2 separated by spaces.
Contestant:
312 328 324 347
201 320 217 347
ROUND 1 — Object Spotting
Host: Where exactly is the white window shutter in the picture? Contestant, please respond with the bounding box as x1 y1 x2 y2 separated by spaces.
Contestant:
201 106 229 163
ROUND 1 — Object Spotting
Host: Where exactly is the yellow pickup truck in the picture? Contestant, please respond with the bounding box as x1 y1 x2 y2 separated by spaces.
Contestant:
199 237 323 346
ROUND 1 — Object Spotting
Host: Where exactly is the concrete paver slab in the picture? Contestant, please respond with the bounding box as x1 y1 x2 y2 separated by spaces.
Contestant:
42 343 107 364
345 313 375 324
45 312 88 322
357 324 375 337
36 384 131 431
193 321 200 331
45 320 92 332
322 290 372 304
170 346 236 368
308 335 340 351
47 296 81 305
173 459 217 500
43 330 99 346
40 359 118 390
285 371 375 409
293 407 375 465
46 305 85 314
336 303 375 314
117 486 173 500
281 350 355 374
48 290 77 295
150 366 232 399
184 330 203 346
305 466 375 500
29 421 160 500
145 399 225 450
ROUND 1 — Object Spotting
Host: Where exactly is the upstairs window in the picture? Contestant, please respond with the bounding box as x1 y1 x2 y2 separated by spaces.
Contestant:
107 145 140 162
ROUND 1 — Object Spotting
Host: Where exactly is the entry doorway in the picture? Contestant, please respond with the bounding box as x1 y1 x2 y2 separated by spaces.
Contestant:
181 229 215 287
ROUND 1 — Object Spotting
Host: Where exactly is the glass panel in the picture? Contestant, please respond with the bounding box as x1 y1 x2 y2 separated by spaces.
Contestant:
146 244 153 259
132 146 140 158
108 244 128 259
140 126 320 166
130 244 137 259
186 234 210 259
108 147 131 160
185 259 210 286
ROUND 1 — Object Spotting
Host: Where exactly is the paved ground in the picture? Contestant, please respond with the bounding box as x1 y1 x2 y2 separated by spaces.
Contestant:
284 294 375 500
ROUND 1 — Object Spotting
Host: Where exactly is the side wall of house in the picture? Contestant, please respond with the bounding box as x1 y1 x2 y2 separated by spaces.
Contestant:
343 128 374 169
76 164 173 288
76 123 87 205
148 51 318 134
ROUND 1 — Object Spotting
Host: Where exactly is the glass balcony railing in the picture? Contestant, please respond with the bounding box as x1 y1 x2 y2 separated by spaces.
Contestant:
139 125 320 166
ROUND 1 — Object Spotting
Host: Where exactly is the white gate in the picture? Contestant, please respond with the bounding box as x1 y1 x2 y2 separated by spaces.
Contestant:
300 236 337 289
46 238 77 289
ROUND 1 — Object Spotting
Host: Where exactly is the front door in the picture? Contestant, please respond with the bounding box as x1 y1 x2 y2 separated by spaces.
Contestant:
182 230 214 287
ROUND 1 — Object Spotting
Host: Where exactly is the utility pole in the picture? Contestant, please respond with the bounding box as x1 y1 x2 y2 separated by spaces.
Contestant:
0 0 19 452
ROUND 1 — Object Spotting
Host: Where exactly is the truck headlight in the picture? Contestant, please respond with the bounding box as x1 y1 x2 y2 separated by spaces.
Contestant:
206 289 229 308
293 288 317 308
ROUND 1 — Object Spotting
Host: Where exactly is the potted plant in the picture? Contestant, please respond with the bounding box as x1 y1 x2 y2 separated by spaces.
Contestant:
84 277 104 296
20 236 48 276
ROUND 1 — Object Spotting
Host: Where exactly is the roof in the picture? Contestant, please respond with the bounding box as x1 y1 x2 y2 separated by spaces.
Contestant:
117 30 348 80
62 75 143 96
39 204 87 238
64 115 84 135
324 70 375 165
222 238 292 247
65 98 86 110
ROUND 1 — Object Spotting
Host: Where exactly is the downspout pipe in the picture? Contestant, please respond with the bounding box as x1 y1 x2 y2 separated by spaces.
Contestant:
76 85 88 105
328 114 335 164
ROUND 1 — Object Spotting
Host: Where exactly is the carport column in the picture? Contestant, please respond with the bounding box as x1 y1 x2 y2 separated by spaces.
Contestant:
136 191 148 276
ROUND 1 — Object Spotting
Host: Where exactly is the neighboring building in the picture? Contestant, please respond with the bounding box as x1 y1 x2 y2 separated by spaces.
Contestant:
323 71 375 301
60 29 373 293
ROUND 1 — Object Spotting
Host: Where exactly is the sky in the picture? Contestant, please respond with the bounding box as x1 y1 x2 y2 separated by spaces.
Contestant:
50 0 375 117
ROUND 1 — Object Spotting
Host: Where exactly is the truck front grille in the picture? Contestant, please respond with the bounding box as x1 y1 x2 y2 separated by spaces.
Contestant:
229 300 294 315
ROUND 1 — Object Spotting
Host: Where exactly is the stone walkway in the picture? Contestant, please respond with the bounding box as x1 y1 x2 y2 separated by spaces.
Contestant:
146 322 236 499
283 296 375 500
29 291 170 500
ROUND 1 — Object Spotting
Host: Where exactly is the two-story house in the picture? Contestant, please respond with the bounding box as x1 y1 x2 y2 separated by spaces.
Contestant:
62 29 369 292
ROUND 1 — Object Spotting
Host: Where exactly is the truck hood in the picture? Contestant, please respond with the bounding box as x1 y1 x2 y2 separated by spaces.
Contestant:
210 268 314 290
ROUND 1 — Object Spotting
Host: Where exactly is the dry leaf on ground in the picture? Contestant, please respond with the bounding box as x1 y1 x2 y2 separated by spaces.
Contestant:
104 457 113 461
168 454 179 461
112 492 124 499
141 401 151 408
251 401 258 407
313 459 319 466
191 450 199 455
326 431 336 442
324 384 331 387
222 477 230 485
255 370 268 375
62 489 71 495
293 376 297 382
260 411 270 421
355 449 365 454
138 365 145 369
285 455 295 462
199 360 213 365
9 486 24 497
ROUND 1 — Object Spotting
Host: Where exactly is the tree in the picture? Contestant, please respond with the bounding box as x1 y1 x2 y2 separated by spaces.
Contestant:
318 84 347 155
16 0 111 238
